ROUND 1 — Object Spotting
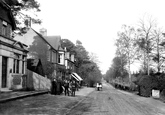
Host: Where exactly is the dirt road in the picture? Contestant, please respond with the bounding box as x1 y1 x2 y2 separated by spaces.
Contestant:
67 82 165 115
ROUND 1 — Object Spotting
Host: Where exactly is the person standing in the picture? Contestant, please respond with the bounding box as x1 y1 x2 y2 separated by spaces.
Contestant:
51 79 57 95
96 83 99 91
71 80 76 96
64 80 69 96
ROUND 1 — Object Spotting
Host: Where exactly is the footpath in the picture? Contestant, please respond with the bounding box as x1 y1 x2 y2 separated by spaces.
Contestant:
0 90 49 103
0 87 95 103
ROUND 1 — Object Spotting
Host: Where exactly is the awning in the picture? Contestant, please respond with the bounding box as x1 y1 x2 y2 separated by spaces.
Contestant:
72 72 83 81
71 74 79 81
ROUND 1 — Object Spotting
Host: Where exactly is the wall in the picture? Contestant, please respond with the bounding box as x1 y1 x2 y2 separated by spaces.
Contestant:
32 72 51 91
26 70 51 91
10 74 23 90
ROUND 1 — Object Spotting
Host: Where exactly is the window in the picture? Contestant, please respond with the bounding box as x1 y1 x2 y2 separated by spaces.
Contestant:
58 53 62 63
2 25 7 36
10 27 12 38
16 60 19 73
13 53 20 74
22 61 24 74
22 55 25 74
2 21 7 37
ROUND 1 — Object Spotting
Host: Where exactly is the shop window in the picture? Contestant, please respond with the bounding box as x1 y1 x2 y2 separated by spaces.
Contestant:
13 53 20 74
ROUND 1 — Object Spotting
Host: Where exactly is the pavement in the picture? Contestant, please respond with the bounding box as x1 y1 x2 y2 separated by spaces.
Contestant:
0 90 49 103
0 86 94 103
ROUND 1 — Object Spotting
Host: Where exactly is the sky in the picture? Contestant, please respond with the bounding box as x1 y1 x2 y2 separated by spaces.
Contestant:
32 0 165 74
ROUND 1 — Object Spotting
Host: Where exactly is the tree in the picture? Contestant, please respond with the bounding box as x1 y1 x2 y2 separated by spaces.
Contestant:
61 39 76 53
136 16 157 75
89 52 100 66
75 40 90 67
61 39 102 86
152 28 165 72
28 36 55 79
116 25 138 82
4 0 41 35
105 56 128 82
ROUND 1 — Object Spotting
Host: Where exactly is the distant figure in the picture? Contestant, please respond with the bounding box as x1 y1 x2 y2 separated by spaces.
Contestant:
64 80 69 96
51 79 57 95
71 80 76 96
76 82 79 91
99 83 102 91
56 81 61 95
96 83 99 91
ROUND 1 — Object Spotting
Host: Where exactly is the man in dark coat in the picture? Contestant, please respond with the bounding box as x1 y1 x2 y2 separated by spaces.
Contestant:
64 80 69 96
51 79 57 95
71 80 76 96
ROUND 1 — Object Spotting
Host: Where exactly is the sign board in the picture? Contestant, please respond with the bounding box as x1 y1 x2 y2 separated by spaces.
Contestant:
152 90 160 98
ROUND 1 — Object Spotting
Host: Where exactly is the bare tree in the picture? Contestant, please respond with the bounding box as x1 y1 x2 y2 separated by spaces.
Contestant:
152 28 165 72
116 25 138 82
136 16 157 75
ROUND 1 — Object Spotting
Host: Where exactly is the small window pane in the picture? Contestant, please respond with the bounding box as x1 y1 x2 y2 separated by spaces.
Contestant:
16 60 19 73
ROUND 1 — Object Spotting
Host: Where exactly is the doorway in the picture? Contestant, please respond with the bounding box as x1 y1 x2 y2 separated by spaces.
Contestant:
2 56 8 88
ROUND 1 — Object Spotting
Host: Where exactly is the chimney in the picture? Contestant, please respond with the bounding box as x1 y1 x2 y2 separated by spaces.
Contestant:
39 28 47 36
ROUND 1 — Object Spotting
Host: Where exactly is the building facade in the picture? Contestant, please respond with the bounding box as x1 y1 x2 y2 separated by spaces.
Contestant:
65 52 76 72
0 1 28 91
43 35 66 80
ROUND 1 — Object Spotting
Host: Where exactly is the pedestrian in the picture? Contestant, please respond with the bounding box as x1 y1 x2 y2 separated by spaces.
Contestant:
51 79 57 95
64 80 69 96
99 83 102 91
96 83 99 91
71 80 76 96
76 81 78 91
56 81 61 95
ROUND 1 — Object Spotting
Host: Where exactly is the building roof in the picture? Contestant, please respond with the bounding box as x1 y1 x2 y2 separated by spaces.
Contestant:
44 36 64 51
0 0 16 30
31 28 58 52
14 28 60 53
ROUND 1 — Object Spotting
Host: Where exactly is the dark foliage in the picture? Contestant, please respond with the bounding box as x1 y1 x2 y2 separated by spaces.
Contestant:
4 0 41 35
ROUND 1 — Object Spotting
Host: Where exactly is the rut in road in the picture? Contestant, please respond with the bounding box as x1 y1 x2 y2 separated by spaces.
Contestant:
67 83 165 115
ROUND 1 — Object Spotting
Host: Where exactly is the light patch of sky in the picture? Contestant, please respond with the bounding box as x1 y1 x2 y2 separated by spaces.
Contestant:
32 0 165 74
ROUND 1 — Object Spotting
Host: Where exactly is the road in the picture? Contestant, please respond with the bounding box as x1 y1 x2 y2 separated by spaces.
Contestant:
67 82 165 115
1 83 165 115
0 93 84 115
0 87 94 115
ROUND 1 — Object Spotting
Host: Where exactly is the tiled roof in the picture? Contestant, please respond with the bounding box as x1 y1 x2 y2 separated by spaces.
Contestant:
31 28 56 51
44 36 64 51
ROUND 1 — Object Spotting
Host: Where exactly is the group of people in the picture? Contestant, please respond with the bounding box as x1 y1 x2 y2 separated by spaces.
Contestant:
63 80 77 96
51 79 79 97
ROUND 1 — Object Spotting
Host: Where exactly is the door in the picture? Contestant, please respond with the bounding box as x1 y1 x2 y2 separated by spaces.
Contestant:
2 56 7 88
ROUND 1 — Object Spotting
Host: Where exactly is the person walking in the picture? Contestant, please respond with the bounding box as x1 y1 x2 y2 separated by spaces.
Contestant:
64 80 69 96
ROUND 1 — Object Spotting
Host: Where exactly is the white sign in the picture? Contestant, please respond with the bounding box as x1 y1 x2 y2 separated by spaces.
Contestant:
152 90 160 98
